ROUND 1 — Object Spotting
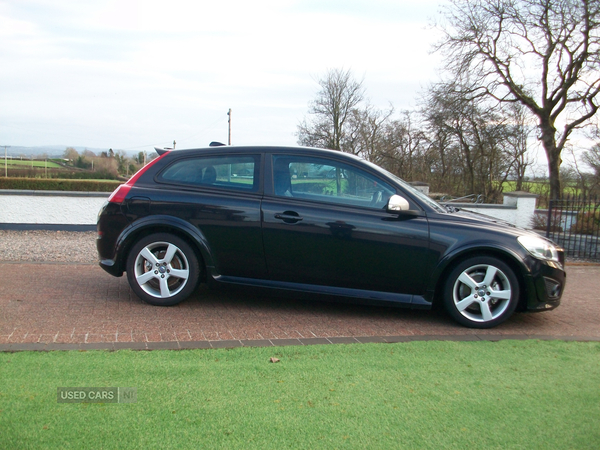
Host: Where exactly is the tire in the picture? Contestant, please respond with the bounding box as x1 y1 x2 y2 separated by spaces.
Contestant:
443 256 519 328
126 233 200 306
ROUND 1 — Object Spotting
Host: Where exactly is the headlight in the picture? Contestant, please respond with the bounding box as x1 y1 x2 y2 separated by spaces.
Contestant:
517 235 560 262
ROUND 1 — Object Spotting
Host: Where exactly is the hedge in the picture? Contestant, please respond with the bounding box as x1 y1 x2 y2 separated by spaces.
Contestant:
0 177 121 192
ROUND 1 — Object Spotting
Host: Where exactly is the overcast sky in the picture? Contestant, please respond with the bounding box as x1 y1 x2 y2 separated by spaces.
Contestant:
0 0 445 152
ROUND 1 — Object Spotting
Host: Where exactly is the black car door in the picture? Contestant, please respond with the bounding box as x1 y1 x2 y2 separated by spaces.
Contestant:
261 153 430 296
153 153 267 279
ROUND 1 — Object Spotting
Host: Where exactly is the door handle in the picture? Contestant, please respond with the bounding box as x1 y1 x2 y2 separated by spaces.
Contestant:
274 212 303 223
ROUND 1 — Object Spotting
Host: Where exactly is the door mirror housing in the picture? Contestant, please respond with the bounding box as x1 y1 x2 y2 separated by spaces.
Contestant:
387 194 411 212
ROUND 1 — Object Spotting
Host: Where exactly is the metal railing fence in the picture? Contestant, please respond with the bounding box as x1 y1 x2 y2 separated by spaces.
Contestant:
546 195 600 261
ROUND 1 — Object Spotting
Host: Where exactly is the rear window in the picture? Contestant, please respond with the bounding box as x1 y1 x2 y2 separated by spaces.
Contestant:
158 155 259 191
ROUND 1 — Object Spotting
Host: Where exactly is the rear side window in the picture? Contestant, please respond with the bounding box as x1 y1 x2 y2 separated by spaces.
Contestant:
158 155 259 191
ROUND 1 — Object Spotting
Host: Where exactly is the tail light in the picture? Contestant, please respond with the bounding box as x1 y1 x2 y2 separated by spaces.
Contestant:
107 184 132 204
107 152 169 204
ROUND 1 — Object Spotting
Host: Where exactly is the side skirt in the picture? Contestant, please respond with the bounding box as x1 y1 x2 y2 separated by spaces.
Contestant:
208 274 432 310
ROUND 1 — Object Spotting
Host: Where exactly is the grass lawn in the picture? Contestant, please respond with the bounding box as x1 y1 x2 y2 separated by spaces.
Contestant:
1 340 598 449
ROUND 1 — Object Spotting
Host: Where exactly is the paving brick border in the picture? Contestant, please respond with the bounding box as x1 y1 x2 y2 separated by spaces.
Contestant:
1 334 599 352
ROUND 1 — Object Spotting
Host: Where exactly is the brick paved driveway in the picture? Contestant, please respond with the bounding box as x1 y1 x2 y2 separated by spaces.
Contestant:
1 263 599 350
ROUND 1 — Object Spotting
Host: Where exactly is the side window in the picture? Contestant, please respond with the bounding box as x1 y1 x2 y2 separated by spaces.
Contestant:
272 155 395 209
159 155 258 191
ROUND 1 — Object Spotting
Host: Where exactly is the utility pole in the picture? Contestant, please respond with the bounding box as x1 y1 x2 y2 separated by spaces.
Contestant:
3 145 10 177
227 109 232 145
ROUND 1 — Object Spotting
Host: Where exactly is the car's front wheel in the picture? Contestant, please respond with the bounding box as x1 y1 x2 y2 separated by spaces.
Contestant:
126 233 200 306
443 256 519 328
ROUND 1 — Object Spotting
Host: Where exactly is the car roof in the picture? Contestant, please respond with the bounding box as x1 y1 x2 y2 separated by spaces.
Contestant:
155 145 365 162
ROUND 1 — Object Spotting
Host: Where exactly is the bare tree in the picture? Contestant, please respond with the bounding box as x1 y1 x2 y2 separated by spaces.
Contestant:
504 103 533 191
436 0 600 199
378 110 428 181
297 68 365 151
344 103 395 161
422 81 502 199
565 148 594 197
583 142 600 194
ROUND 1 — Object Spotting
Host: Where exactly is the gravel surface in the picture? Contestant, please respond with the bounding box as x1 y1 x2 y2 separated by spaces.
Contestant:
0 230 97 264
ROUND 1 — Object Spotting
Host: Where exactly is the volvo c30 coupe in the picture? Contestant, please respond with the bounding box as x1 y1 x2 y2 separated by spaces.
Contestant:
97 145 565 328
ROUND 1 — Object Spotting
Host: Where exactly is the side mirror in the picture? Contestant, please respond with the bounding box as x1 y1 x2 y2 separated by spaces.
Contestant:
387 194 410 212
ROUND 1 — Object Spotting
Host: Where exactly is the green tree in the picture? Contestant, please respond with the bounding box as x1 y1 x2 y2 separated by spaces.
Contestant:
76 156 91 169
114 151 128 175
63 147 79 163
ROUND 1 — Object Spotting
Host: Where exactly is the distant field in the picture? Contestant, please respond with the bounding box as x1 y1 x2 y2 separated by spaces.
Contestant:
4 159 62 169
501 180 581 198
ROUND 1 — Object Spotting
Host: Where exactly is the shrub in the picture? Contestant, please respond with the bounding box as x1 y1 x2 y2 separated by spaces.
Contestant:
569 210 600 235
531 211 563 232
0 177 121 192
5 167 121 180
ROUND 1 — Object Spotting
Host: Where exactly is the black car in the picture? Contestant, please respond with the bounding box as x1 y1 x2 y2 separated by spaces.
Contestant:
97 145 565 328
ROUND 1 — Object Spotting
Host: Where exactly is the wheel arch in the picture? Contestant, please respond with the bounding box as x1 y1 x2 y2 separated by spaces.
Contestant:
114 215 214 280
430 244 530 311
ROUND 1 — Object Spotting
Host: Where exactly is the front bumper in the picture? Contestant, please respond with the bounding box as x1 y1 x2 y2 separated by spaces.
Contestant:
522 259 566 312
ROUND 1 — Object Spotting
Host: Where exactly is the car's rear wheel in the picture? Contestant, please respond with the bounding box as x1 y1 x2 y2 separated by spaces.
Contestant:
443 256 519 328
126 233 200 306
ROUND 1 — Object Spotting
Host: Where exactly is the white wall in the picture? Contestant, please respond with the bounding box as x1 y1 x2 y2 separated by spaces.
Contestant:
0 190 538 229
446 192 538 229
0 191 109 225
